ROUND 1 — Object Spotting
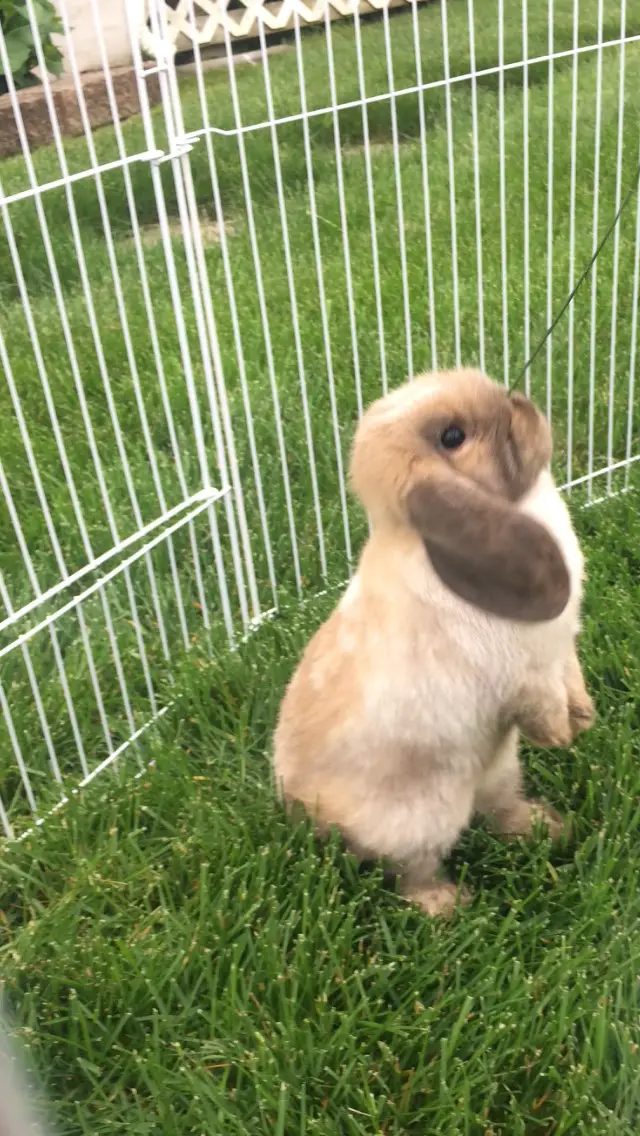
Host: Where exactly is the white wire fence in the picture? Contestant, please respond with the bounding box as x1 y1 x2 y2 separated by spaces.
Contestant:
0 0 639 838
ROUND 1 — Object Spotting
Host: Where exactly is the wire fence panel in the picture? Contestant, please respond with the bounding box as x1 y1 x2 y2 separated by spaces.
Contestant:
0 0 639 836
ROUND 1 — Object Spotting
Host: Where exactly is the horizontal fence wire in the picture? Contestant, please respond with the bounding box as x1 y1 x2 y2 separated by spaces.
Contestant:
0 489 224 635
1 0 639 837
0 35 638 207
0 488 230 661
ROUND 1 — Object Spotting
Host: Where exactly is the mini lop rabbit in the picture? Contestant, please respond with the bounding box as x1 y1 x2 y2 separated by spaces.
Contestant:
273 369 594 916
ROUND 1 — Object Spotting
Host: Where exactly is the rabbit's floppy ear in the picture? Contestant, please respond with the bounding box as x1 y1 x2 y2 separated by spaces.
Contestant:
406 470 570 621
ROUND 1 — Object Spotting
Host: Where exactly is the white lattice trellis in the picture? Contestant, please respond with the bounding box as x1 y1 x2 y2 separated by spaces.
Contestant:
135 0 431 55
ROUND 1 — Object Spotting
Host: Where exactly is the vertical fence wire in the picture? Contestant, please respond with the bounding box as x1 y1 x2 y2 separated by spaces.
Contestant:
546 0 554 423
218 30 302 597
256 16 327 578
125 1 237 644
0 784 12 840
497 0 509 386
180 1 279 610
0 61 139 734
130 12 238 645
467 0 485 375
410 0 438 371
24 0 166 715
0 600 76 794
19 0 164 722
440 0 461 369
587 0 605 503
157 29 261 627
566 0 580 490
625 135 640 490
606 0 627 495
59 0 185 667
0 680 36 819
85 0 200 647
352 2 388 392
325 6 363 420
0 569 64 789
522 0 530 398
0 457 104 805
293 12 352 568
0 323 113 761
381 1 413 378
88 0 207 649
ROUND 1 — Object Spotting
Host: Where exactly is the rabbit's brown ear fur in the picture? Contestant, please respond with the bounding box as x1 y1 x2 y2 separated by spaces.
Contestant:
406 472 570 621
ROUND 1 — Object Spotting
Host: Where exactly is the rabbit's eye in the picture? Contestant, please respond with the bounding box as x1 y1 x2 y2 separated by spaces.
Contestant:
440 425 466 449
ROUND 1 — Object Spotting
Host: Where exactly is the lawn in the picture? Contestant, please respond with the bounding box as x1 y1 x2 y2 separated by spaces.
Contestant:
1 0 640 1130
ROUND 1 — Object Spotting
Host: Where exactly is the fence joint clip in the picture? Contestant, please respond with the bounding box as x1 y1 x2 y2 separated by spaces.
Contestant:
151 133 201 165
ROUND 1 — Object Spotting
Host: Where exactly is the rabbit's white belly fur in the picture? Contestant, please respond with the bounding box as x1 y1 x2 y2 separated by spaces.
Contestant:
339 471 583 771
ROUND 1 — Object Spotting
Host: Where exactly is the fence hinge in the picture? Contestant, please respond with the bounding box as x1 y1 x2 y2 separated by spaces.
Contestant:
138 62 169 78
151 132 201 165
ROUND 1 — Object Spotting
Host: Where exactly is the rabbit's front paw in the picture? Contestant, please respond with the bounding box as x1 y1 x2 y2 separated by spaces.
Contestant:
517 704 573 749
565 650 595 739
567 690 595 737
527 801 568 841
402 880 472 918
493 798 567 841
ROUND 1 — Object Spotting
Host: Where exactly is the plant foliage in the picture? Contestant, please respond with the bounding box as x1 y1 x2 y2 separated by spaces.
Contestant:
0 0 63 92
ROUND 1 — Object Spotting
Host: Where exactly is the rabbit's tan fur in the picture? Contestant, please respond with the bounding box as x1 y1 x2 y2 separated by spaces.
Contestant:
273 370 594 915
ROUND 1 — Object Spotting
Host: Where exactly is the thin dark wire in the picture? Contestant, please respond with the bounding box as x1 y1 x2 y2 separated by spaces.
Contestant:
509 155 640 394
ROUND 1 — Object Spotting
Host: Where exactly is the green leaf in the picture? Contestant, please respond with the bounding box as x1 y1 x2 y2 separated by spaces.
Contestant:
14 68 40 88
43 42 63 76
0 1 21 20
0 0 63 82
29 0 61 32
2 8 30 30
0 25 33 73
30 8 56 35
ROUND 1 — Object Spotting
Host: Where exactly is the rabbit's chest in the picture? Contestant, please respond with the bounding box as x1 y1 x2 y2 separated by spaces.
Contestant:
362 621 506 753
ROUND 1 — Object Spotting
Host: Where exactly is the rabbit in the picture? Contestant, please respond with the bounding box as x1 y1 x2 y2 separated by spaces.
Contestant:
272 369 595 916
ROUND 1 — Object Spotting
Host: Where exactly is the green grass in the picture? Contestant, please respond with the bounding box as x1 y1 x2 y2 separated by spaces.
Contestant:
2 496 640 1134
1 0 640 1129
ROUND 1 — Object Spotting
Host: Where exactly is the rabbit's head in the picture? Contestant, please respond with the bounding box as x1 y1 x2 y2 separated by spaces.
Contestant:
349 369 570 622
